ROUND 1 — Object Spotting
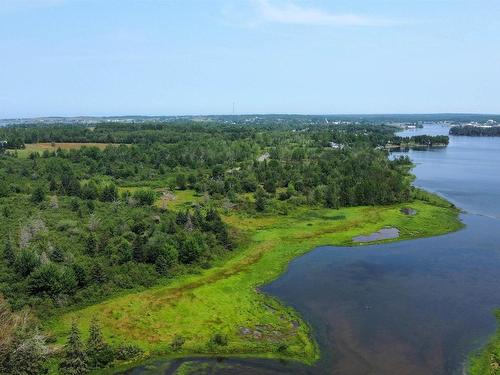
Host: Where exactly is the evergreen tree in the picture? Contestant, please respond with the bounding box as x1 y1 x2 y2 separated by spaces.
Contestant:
50 247 65 262
205 209 231 249
72 263 88 288
100 184 118 202
31 186 46 203
3 238 15 266
14 249 40 277
176 173 187 190
325 184 340 209
132 236 145 262
84 234 97 256
59 322 88 375
254 187 267 212
81 182 98 200
179 233 206 264
8 333 49 375
155 255 170 275
86 319 114 369
90 263 106 284
48 176 58 192
0 179 10 197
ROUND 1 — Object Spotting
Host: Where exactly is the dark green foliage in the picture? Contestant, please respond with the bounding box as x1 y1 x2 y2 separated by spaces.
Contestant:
31 186 46 203
86 319 114 369
61 172 81 197
154 243 178 275
3 239 15 266
84 234 97 256
391 134 449 146
90 263 106 284
170 335 185 352
50 247 65 262
59 322 88 375
114 343 143 360
176 173 187 190
110 238 133 265
6 335 49 375
263 179 276 194
0 179 9 197
204 209 231 249
451 125 500 136
325 184 340 209
28 263 63 297
0 295 49 375
254 187 267 212
14 249 40 277
70 199 80 212
81 182 98 200
132 189 155 206
277 343 288 353
49 177 58 192
178 233 206 264
210 333 228 346
100 184 117 202
72 263 88 288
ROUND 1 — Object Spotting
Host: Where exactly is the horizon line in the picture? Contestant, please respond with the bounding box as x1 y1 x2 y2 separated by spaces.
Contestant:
2 112 500 121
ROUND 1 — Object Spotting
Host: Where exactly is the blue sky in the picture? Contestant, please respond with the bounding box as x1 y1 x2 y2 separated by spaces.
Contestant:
1 0 499 117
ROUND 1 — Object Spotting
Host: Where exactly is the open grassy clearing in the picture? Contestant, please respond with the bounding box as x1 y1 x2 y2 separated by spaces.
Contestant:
10 142 120 158
116 188 202 211
46 196 462 371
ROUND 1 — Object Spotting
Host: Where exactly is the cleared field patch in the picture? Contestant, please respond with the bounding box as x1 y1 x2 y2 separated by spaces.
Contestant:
116 188 201 210
47 198 462 368
155 189 202 210
12 142 121 158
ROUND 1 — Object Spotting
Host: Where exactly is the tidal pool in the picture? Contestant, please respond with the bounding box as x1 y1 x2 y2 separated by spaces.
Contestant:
352 228 400 243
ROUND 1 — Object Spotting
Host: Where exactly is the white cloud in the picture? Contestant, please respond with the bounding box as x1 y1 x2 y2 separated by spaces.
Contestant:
252 0 394 27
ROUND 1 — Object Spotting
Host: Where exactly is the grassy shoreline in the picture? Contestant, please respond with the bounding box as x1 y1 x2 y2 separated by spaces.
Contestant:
46 195 463 373
469 311 500 375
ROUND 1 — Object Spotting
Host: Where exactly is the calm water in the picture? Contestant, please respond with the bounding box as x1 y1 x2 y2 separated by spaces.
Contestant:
125 124 500 375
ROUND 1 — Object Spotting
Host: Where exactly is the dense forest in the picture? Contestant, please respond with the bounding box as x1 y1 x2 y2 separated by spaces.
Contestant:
0 121 447 373
450 125 500 136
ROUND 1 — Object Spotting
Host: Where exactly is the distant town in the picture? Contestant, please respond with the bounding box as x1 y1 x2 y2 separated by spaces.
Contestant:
1 113 500 128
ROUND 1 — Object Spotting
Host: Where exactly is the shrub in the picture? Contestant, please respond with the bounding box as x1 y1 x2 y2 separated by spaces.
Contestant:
114 344 144 360
31 186 46 203
14 249 41 277
210 333 228 347
56 219 78 231
132 189 156 206
170 335 185 352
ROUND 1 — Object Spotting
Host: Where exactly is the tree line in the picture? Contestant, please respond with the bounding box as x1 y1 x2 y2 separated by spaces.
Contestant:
450 125 500 136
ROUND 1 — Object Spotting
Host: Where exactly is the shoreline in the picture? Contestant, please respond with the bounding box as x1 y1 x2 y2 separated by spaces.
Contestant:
46 194 463 374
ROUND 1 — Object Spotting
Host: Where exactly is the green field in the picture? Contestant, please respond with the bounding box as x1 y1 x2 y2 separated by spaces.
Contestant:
46 197 463 371
9 143 118 158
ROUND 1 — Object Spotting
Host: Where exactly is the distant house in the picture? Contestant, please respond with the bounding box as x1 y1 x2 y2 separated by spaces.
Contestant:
257 152 270 162
329 142 344 149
